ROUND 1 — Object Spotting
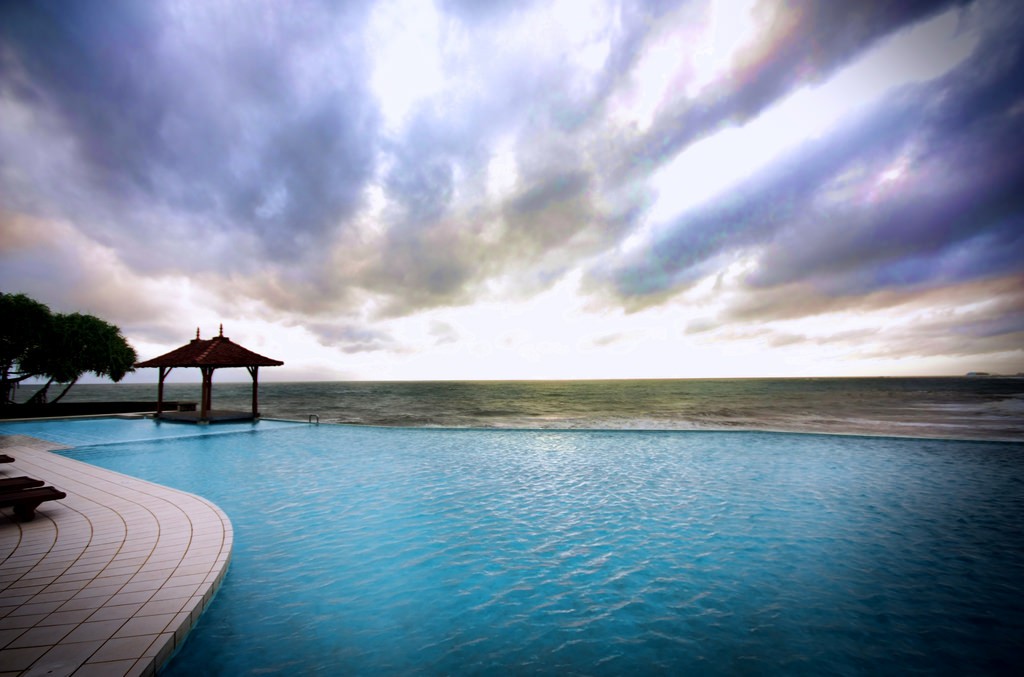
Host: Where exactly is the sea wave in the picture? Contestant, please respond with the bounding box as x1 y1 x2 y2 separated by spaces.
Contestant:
47 377 1024 441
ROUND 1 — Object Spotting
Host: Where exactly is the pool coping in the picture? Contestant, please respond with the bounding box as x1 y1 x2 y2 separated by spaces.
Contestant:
0 434 233 676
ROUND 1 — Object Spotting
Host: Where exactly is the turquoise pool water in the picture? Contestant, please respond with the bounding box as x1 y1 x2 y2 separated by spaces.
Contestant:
6 421 1024 674
0 416 304 447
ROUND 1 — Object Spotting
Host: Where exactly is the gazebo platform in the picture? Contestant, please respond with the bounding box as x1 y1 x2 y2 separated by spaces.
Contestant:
156 410 259 424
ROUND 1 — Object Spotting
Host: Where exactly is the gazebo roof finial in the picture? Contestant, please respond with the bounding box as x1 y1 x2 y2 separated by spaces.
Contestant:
196 327 200 340
219 323 224 338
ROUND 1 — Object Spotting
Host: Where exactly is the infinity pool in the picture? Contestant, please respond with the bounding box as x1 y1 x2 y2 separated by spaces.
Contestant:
0 416 304 446
6 420 1023 674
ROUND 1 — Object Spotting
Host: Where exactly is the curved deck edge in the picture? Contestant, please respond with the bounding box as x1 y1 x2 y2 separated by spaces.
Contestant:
0 435 232 676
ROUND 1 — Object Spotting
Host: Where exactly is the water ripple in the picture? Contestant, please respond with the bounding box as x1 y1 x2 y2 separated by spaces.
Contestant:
63 426 1024 675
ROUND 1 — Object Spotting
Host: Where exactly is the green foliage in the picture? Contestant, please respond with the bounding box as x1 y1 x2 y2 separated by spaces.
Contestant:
0 292 52 372
0 292 138 405
0 293 54 404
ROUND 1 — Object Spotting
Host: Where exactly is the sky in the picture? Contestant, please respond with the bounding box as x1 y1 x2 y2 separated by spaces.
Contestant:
1 0 1023 383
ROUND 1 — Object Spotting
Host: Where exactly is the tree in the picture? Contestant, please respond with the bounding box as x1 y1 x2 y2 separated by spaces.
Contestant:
23 312 139 404
0 292 138 405
0 293 53 405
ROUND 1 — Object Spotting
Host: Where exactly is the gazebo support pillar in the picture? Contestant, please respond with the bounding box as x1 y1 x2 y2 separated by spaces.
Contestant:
247 366 260 418
200 367 215 422
156 367 173 415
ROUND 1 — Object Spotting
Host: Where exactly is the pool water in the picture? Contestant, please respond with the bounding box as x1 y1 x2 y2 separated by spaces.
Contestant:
20 424 1024 674
0 416 303 447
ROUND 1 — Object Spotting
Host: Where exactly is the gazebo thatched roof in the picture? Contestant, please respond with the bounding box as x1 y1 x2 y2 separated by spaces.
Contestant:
135 327 283 369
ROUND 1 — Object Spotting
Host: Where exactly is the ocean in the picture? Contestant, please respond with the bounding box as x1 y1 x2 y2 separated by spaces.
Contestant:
27 377 1024 441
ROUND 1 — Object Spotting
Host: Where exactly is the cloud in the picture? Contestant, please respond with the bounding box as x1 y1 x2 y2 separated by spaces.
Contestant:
596 2 1024 319
713 273 1024 359
591 332 623 347
0 213 171 326
0 0 378 269
429 321 459 346
307 323 399 354
12 0 960 320
621 0 968 176
2 0 1022 379
750 18 1024 293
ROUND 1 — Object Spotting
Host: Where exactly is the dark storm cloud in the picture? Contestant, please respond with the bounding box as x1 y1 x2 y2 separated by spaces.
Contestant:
599 2 1024 327
0 0 377 265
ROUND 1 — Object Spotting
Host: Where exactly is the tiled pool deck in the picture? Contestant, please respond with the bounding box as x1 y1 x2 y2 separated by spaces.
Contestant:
0 434 232 676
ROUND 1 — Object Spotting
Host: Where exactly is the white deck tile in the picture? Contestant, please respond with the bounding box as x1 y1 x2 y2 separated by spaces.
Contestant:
35 610 94 627
0 436 233 676
71 658 137 677
0 615 49 631
85 604 144 624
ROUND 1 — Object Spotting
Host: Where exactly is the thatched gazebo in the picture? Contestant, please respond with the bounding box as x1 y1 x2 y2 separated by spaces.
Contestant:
135 326 283 423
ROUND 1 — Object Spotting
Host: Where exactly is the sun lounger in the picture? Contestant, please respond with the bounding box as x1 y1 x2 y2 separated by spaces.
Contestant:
0 454 14 463
0 476 45 490
0 486 67 522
